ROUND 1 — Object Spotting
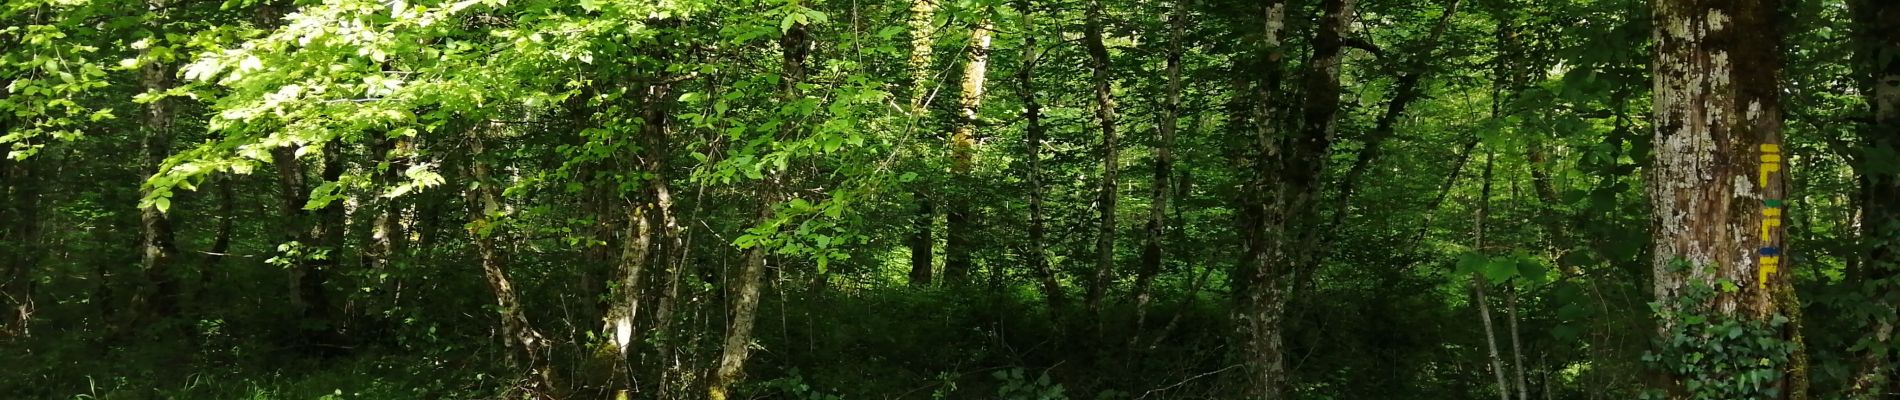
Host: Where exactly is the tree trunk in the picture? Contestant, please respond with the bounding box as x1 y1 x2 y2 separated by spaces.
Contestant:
1852 0 1900 395
709 11 808 399
1018 0 1063 312
1241 0 1354 397
1471 152 1511 400
906 0 938 287
1649 0 1806 397
1131 0 1187 345
310 142 346 336
909 192 933 286
1238 1 1291 398
944 13 992 286
134 4 182 324
1081 0 1121 321
908 0 938 113
464 123 557 392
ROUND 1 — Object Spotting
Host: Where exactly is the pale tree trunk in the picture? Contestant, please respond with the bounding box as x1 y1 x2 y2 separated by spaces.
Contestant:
906 0 938 287
464 123 557 392
134 0 182 324
709 10 808 399
600 187 651 387
1851 0 1900 395
1238 1 1290 398
1471 151 1511 400
645 78 689 391
1242 0 1355 397
944 13 992 286
1081 0 1121 321
1017 0 1063 312
1131 0 1188 345
908 0 937 113
1649 0 1807 397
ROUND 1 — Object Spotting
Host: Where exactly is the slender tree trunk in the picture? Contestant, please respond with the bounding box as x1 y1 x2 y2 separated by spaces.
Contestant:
1131 0 1188 345
709 11 808 399
464 123 557 392
1508 283 1528 400
909 193 933 286
1852 0 1900 395
1081 0 1121 321
908 0 938 113
906 0 938 287
1649 0 1806 397
944 13 993 286
1471 152 1511 400
647 89 689 391
134 2 182 324
1017 0 1062 312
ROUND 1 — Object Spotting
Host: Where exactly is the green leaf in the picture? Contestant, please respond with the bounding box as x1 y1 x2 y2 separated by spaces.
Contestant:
1481 257 1519 284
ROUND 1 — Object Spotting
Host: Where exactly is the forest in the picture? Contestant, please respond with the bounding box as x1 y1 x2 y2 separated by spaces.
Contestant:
0 0 1895 398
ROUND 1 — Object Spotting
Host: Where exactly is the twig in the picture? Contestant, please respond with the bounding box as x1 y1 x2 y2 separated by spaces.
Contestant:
1136 363 1243 399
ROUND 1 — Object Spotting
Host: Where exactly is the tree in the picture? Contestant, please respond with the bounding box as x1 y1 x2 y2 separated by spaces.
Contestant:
1648 0 1808 397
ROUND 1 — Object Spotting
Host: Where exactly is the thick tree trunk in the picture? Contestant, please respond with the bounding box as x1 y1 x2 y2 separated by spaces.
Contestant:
1242 0 1354 397
1238 1 1291 398
464 123 556 392
1018 0 1063 312
1852 0 1900 395
944 14 992 286
1131 0 1187 345
1081 0 1121 320
1649 0 1806 397
709 12 808 399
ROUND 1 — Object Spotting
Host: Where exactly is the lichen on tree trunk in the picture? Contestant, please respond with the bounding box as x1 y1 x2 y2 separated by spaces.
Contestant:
1648 0 1807 396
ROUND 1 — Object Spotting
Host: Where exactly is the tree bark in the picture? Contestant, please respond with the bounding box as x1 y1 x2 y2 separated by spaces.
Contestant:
1238 1 1291 398
464 123 557 392
1471 151 1512 400
944 13 992 286
1018 0 1063 312
908 0 938 113
1649 0 1806 396
909 192 934 286
1131 0 1188 345
1081 0 1121 321
906 0 938 287
708 10 808 399
134 1 182 324
1241 0 1354 397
